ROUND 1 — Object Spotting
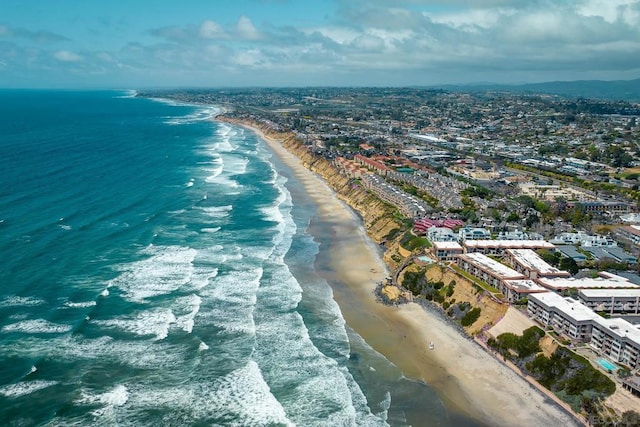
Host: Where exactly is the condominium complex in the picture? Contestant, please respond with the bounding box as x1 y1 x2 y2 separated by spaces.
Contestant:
463 240 556 256
527 292 640 369
456 252 547 302
578 289 640 315
504 248 571 280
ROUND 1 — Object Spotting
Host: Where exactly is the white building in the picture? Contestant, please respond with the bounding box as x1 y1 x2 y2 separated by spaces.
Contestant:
427 227 457 242
463 240 555 257
590 317 640 370
527 292 640 369
458 227 491 241
431 241 463 261
537 272 639 293
578 289 640 315
527 292 600 341
504 249 571 280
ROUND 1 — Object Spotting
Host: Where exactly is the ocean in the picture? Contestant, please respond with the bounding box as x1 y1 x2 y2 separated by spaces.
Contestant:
0 90 465 426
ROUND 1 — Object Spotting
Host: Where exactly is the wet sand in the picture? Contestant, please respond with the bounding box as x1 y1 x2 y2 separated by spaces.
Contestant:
238 122 581 427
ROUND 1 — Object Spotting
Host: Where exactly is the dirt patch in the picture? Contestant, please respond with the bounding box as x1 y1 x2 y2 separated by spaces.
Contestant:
425 265 507 335
539 335 559 358
487 306 537 339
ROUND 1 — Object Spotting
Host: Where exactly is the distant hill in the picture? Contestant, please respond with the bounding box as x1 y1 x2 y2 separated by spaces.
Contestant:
436 79 640 102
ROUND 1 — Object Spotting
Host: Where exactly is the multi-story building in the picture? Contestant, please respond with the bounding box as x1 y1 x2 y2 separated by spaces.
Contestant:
463 240 555 257
527 292 600 341
456 252 547 302
527 292 640 369
578 289 640 315
432 241 464 261
537 272 639 293
458 227 491 241
504 248 571 280
590 317 640 370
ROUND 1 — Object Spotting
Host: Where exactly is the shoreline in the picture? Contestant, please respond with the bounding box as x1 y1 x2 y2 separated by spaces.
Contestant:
223 117 581 426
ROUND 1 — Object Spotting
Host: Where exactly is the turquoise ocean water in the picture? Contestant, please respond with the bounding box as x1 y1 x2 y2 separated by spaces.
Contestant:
0 90 476 426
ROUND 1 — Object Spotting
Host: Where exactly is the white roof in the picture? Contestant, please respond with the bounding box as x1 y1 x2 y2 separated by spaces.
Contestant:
537 276 639 290
464 240 556 250
433 241 463 250
579 288 640 299
506 248 568 275
459 252 524 280
529 292 600 322
592 317 640 347
503 279 548 293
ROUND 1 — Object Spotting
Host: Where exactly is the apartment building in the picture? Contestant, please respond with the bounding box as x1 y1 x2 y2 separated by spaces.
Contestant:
578 289 640 315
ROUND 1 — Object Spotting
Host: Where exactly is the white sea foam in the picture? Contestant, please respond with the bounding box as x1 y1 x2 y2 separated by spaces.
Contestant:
163 106 220 125
92 308 176 341
108 245 197 302
198 205 232 219
2 319 73 334
64 301 97 308
185 181 194 188
0 295 46 307
78 384 129 417
124 361 293 426
200 227 220 234
198 341 209 351
58 224 72 230
224 155 249 177
100 288 110 297
173 294 202 334
0 380 59 398
30 365 37 374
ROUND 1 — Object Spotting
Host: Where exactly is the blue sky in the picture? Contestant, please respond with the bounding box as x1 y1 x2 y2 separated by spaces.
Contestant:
1 0 639 88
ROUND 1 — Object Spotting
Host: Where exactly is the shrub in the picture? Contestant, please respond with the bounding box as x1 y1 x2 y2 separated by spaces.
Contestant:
461 307 481 327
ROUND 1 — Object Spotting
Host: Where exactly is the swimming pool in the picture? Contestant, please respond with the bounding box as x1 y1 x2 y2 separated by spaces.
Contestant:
597 358 617 371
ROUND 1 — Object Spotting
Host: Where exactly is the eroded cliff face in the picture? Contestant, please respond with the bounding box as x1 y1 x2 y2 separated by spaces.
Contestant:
221 117 405 266
278 133 405 267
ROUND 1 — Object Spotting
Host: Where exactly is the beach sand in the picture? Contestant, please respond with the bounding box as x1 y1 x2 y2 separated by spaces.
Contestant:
242 123 581 427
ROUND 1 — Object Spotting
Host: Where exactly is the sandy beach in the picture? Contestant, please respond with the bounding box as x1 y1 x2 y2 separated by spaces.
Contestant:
240 122 581 427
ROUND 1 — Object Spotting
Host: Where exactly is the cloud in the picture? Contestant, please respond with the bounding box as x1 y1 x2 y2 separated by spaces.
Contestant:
0 25 68 43
236 16 262 40
199 20 226 39
53 50 83 62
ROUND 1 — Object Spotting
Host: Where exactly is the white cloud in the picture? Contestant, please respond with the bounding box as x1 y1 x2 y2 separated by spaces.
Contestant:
199 20 226 39
53 50 83 62
236 16 261 40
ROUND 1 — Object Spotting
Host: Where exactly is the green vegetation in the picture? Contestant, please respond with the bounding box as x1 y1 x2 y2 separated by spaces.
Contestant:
488 326 545 359
460 307 481 327
527 348 615 410
451 265 501 294
488 327 616 413
400 231 431 251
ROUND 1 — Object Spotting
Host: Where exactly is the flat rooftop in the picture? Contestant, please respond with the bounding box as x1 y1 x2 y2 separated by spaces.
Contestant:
433 241 463 250
506 248 570 276
579 288 640 299
458 252 524 280
464 240 556 250
593 316 640 345
503 279 549 293
529 292 601 322
538 276 640 291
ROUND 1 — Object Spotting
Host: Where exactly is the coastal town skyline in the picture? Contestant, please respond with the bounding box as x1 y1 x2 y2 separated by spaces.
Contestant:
1 0 640 88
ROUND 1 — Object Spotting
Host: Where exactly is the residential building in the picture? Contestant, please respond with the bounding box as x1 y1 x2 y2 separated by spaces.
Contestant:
578 289 640 315
458 227 491 241
590 317 640 370
504 249 571 280
537 272 639 293
527 292 600 341
431 241 464 261
463 240 555 256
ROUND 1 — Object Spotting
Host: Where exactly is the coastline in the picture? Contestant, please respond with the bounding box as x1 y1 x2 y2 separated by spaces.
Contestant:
225 117 581 426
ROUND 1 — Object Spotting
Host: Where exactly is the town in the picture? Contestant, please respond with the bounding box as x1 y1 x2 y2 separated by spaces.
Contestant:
140 87 640 425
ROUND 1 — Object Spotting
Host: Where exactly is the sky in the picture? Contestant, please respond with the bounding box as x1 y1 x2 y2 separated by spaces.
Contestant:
1 0 639 88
